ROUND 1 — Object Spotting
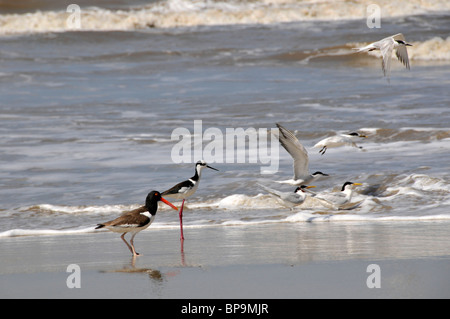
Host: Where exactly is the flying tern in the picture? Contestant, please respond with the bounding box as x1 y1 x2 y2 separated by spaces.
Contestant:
353 33 412 82
313 132 367 155
274 123 329 185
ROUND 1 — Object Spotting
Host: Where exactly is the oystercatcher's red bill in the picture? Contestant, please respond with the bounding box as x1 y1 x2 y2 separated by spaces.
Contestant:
160 197 178 211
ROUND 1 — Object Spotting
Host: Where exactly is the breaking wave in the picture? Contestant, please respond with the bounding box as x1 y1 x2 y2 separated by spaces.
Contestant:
1 0 450 35
1 172 449 238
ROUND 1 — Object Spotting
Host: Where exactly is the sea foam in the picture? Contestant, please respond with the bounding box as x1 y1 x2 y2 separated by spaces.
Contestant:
1 0 449 35
0 226 95 238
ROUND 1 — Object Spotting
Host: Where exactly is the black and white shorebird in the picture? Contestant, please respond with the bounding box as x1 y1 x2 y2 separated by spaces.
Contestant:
353 33 412 82
162 160 218 241
274 123 329 186
258 183 316 209
95 191 178 257
313 132 367 155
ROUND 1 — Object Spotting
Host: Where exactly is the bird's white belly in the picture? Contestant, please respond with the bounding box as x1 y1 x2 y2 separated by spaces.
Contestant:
276 179 304 186
165 185 198 199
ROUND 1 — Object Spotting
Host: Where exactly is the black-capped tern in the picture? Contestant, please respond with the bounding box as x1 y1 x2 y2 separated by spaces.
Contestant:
315 181 362 206
313 132 367 155
258 183 316 208
274 123 329 186
353 33 412 82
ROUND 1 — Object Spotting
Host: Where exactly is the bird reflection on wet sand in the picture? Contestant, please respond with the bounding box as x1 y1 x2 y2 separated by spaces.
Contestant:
100 257 166 282
99 249 188 282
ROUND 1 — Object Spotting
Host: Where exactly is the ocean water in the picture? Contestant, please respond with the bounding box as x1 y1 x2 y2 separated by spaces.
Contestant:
0 0 449 238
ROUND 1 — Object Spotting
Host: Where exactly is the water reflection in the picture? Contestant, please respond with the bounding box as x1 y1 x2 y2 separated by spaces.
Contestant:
101 256 163 280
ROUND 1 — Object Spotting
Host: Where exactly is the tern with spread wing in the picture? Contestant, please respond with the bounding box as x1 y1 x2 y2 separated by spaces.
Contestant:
313 132 367 155
274 123 329 186
353 33 412 82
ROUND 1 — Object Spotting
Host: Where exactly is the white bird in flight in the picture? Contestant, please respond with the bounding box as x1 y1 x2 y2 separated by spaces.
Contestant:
258 183 316 208
353 33 412 82
274 123 329 186
313 132 367 155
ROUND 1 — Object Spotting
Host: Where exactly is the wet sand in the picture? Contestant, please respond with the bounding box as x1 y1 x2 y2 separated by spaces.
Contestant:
1 221 449 299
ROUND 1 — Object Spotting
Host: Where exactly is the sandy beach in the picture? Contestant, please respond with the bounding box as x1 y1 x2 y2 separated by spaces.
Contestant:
1 0 450 311
1 221 449 300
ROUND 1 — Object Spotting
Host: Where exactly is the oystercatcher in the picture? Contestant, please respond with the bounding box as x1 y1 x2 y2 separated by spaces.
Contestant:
95 191 178 257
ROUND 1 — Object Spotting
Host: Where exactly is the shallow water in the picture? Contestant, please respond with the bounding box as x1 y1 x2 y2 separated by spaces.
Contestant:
0 0 449 237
